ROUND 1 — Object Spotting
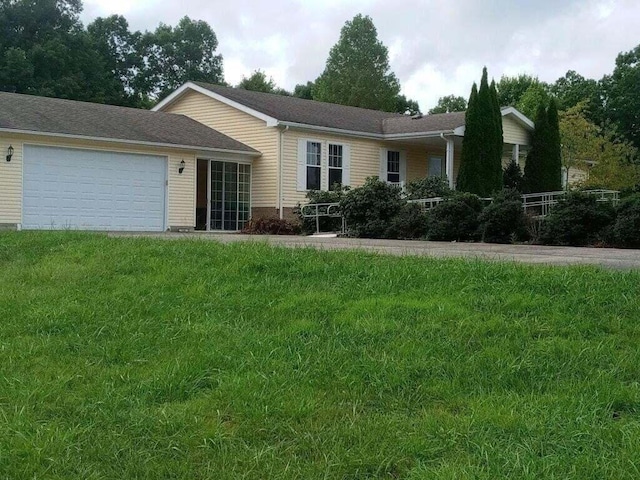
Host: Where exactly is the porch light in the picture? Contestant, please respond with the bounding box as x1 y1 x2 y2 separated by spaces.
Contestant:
6 145 13 162
178 159 185 174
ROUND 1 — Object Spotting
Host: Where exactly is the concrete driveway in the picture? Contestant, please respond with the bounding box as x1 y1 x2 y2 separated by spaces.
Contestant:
110 232 640 269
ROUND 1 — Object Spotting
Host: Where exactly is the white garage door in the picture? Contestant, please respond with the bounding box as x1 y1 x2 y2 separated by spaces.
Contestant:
23 145 167 231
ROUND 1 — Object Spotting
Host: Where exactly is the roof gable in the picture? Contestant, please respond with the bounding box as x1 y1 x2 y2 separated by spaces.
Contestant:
154 82 534 139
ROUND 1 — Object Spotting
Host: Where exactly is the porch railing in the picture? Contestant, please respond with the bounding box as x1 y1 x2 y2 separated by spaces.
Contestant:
300 189 621 234
520 189 620 217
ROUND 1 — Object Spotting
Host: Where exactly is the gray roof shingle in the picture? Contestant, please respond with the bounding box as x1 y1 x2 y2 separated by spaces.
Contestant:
382 111 466 135
0 91 259 154
193 82 467 136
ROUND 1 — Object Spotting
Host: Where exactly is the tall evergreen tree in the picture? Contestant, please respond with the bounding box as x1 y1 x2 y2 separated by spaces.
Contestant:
457 68 503 196
457 83 481 193
545 98 563 191
490 79 504 190
524 104 550 193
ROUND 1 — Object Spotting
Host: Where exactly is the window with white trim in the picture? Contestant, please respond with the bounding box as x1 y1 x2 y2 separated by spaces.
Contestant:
306 141 321 190
429 156 444 177
387 150 401 183
328 143 343 190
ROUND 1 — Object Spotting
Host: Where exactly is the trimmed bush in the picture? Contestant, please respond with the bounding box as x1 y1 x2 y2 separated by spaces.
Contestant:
426 192 483 241
503 159 524 191
385 203 428 239
340 177 405 238
613 194 640 248
405 176 452 200
241 218 301 235
479 189 528 244
539 192 616 246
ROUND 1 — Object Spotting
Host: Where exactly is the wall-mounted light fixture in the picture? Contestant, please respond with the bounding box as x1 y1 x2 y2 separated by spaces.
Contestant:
178 159 185 174
6 145 13 162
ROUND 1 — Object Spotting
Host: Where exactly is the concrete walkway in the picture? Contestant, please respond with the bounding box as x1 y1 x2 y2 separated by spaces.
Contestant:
109 232 640 270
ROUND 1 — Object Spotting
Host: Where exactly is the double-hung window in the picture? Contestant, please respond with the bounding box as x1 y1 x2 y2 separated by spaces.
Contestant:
298 139 350 191
387 151 401 184
306 141 321 190
328 144 343 190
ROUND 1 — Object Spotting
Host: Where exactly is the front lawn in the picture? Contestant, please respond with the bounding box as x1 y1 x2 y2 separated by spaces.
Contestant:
1 232 639 479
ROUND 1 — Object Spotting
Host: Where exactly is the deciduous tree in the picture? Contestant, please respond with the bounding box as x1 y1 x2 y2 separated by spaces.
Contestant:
602 44 640 150
314 14 400 112
428 95 467 114
141 16 224 100
237 70 277 93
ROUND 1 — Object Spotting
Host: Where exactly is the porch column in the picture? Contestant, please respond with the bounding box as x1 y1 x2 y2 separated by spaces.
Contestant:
512 144 520 166
445 138 455 188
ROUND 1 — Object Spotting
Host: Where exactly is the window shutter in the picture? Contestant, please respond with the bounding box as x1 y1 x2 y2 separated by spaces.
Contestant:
379 148 387 181
399 151 407 184
297 139 307 191
342 144 351 186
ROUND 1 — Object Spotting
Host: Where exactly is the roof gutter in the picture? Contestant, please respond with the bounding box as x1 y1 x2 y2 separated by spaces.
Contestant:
277 121 384 140
384 129 457 140
277 121 462 141
0 128 262 157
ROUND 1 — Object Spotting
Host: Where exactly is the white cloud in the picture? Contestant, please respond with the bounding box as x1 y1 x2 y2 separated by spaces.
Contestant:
79 0 640 111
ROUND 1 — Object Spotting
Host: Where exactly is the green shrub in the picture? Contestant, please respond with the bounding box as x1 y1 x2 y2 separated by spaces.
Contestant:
503 159 524 191
242 218 301 235
340 177 405 238
426 192 483 241
479 189 528 243
539 192 616 246
405 176 452 200
385 203 428 239
297 187 349 234
612 194 640 248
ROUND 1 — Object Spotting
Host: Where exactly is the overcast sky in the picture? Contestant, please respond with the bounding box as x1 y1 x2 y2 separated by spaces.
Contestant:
81 0 639 111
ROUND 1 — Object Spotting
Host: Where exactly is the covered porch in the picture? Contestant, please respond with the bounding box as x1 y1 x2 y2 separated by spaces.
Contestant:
382 134 528 189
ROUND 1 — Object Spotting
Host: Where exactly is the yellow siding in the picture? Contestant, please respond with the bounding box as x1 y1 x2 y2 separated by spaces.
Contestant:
167 152 197 227
0 139 22 224
502 116 531 145
281 130 383 207
0 133 197 229
282 128 451 207
164 90 278 208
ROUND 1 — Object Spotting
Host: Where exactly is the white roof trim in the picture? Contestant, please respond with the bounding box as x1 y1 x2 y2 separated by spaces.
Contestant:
384 130 456 140
501 107 535 130
277 121 383 139
152 82 279 127
278 122 457 140
0 127 262 157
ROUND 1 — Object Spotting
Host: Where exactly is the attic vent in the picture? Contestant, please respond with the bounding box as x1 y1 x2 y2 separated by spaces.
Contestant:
411 113 423 120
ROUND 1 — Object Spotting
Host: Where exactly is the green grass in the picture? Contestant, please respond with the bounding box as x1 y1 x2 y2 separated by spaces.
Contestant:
1 232 640 479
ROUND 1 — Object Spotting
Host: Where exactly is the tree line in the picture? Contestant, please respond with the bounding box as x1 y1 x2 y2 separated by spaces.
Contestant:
0 3 418 114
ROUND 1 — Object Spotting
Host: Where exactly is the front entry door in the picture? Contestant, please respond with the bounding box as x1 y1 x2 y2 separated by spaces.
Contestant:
208 160 251 231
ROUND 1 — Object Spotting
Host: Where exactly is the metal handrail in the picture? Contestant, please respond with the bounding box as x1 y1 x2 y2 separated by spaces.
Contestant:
300 202 343 234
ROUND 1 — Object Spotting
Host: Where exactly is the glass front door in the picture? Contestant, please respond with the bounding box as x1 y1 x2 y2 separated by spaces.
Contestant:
208 160 250 231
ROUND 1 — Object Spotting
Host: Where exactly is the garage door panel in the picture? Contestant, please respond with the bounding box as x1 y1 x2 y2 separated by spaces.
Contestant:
23 145 167 231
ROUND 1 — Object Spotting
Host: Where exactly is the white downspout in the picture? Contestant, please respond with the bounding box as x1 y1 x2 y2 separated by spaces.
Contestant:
278 125 289 219
440 133 455 189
